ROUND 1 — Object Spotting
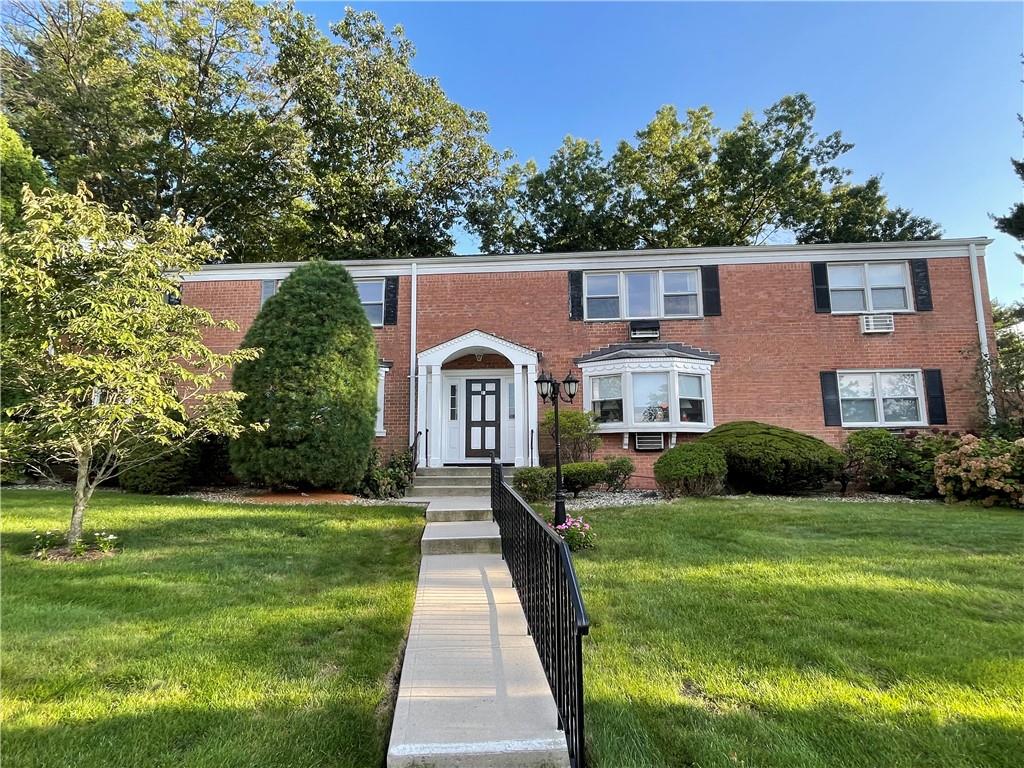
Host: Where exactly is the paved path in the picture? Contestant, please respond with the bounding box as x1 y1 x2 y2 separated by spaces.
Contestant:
387 494 569 768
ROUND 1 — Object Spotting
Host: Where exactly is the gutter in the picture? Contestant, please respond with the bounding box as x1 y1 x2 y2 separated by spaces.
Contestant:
409 262 418 443
968 242 997 421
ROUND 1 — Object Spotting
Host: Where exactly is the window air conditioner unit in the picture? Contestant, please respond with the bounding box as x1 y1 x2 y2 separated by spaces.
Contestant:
860 314 895 334
629 319 661 340
634 433 665 451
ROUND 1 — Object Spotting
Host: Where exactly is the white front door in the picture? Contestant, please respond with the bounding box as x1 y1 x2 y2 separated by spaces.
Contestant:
442 372 515 463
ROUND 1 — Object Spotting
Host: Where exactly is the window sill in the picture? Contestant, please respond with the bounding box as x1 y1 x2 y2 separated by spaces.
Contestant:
830 310 915 316
840 422 927 430
594 423 713 434
584 315 704 323
375 430 387 437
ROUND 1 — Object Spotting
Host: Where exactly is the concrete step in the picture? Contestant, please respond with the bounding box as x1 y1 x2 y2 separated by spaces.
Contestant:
387 553 570 768
421 521 501 555
412 484 491 498
426 507 492 523
416 466 491 477
414 474 492 488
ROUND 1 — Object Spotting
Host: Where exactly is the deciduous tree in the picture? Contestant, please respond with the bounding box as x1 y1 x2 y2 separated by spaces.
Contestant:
0 115 47 231
1 186 258 542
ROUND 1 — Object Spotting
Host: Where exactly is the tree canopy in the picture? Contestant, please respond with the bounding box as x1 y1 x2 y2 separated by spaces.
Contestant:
468 96 941 253
0 115 47 231
229 260 379 489
0 185 257 541
2 0 500 262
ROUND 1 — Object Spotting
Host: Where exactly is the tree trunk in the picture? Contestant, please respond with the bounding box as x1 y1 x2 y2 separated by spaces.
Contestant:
69 451 93 545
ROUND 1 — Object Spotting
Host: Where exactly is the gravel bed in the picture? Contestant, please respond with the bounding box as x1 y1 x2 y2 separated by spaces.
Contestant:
565 489 664 511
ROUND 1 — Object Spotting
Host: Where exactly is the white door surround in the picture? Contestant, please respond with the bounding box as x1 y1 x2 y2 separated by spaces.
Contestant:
416 330 539 468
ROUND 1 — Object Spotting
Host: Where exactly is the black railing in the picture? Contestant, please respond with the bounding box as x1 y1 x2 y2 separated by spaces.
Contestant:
490 457 590 768
409 430 422 474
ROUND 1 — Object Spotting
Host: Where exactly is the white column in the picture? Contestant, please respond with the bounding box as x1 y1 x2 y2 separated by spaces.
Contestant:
416 364 427 466
429 365 443 467
527 362 539 466
513 364 526 466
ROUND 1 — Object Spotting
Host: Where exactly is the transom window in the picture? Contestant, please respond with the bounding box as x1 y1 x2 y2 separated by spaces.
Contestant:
838 370 925 427
584 269 701 320
582 361 714 431
828 262 911 313
357 279 385 326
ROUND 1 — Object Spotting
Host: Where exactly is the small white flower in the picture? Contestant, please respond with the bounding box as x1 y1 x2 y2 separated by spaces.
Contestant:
78 236 93 252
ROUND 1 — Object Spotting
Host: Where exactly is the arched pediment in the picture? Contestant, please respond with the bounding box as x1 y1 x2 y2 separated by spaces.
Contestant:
417 330 538 368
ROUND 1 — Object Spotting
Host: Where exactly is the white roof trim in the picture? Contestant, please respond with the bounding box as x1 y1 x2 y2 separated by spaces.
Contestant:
180 238 993 282
417 329 538 368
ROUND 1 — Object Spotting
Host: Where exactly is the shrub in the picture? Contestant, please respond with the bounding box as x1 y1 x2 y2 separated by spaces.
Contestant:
360 448 414 499
552 515 596 551
561 461 607 497
513 467 555 502
844 428 960 498
603 456 635 492
193 435 236 487
230 261 378 490
700 421 844 494
935 435 1024 508
654 442 727 497
120 442 199 495
541 409 600 462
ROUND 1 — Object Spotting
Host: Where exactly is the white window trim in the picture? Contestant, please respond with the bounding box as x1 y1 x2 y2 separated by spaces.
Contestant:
828 261 914 315
356 278 386 328
581 357 715 433
837 368 927 428
583 269 702 321
376 367 387 436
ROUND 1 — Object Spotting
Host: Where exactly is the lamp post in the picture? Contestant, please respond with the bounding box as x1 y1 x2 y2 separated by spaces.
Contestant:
535 370 580 526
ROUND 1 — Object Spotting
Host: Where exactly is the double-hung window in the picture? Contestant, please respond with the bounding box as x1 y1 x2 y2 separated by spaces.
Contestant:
678 374 705 422
591 375 624 423
583 269 701 320
357 279 386 326
837 370 925 427
828 262 911 313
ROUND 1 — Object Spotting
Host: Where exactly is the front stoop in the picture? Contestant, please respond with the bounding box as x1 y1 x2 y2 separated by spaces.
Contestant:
387 554 570 768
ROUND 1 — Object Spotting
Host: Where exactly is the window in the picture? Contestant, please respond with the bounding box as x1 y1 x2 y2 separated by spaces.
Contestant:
357 279 385 326
584 360 714 432
585 273 620 319
678 374 704 422
828 262 911 313
625 272 657 318
591 375 624 423
376 368 387 435
260 279 280 307
449 384 458 421
584 269 701 320
633 372 670 423
663 271 699 317
508 382 516 419
838 370 925 427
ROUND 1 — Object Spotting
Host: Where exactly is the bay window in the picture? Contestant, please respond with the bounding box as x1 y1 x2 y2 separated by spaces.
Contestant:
580 354 715 432
827 262 911 313
838 370 925 427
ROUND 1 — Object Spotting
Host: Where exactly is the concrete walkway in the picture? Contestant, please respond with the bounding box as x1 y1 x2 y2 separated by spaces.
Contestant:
387 492 569 768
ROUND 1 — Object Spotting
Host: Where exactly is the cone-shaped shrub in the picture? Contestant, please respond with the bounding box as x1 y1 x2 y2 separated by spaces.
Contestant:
229 261 378 489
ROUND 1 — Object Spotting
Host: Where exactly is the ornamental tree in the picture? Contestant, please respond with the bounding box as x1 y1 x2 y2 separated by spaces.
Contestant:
229 260 378 490
0 185 259 543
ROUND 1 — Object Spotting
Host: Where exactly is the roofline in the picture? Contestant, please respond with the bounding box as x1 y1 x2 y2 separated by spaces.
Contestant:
181 237 994 282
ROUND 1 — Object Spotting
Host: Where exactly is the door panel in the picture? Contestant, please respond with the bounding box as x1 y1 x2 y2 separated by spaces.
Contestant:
465 379 501 458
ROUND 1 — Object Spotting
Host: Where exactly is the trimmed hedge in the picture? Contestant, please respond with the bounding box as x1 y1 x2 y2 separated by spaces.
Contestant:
700 421 844 494
603 456 635 491
561 461 607 497
513 466 555 502
120 442 199 495
654 442 727 497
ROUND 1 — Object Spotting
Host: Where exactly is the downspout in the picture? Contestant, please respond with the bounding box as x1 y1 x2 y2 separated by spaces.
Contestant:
968 242 997 421
408 262 419 443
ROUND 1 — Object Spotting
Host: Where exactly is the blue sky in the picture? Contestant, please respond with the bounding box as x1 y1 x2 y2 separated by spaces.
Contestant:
300 1 1023 303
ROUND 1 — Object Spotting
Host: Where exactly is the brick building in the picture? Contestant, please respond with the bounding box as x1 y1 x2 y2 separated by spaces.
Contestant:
181 238 995 485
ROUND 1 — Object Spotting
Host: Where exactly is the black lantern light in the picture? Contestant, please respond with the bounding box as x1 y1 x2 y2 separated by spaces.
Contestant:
534 370 580 525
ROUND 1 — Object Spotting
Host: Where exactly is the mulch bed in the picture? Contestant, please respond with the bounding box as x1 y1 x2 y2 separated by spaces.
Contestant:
33 548 117 563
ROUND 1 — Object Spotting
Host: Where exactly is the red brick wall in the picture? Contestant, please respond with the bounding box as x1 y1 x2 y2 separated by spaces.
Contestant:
183 254 993 487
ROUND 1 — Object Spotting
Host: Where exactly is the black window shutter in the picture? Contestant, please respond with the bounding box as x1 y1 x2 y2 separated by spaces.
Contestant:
811 263 831 313
820 371 842 426
260 279 277 306
910 259 933 311
701 265 722 316
383 276 399 325
568 271 584 321
923 369 947 425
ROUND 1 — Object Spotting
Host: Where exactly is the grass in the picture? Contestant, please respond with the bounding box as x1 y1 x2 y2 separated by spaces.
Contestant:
565 497 1024 768
1 489 424 768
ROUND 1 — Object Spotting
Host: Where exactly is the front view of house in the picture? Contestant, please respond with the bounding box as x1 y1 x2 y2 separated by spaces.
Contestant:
182 238 995 483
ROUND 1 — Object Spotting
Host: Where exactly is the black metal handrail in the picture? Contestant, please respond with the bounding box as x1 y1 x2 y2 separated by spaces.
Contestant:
490 457 590 768
409 430 422 474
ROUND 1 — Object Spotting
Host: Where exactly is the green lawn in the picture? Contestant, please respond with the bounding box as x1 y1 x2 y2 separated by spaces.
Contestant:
568 497 1024 768
1 489 424 768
